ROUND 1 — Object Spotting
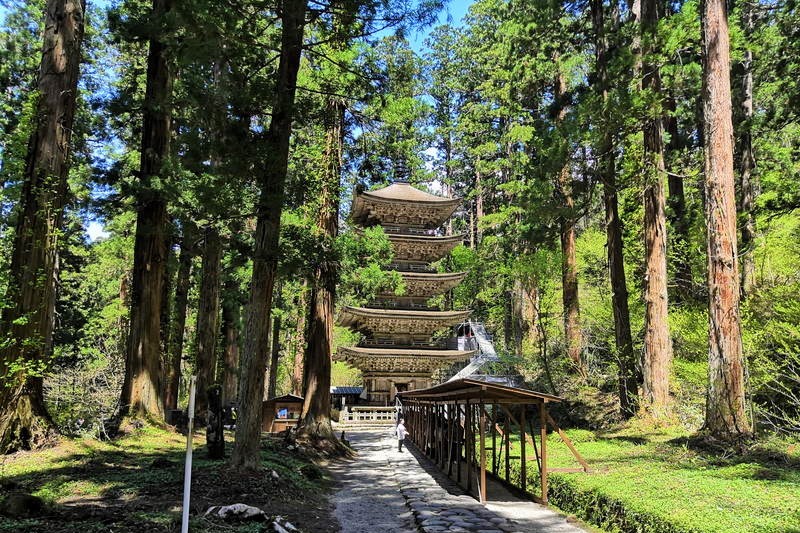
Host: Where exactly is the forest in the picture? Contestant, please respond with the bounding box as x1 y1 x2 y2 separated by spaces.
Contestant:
1 0 799 530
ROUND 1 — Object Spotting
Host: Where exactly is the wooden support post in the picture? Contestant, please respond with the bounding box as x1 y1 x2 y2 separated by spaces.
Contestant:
520 406 527 493
540 402 548 504
457 402 462 484
466 400 472 493
479 401 486 503
491 404 497 476
447 403 454 476
504 416 510 482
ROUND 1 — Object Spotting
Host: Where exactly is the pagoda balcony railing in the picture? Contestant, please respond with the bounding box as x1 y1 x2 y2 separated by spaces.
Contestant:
382 225 442 237
366 300 437 311
387 262 435 273
360 336 475 351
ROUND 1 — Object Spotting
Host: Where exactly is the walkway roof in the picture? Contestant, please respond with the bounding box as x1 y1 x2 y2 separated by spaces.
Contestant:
397 378 563 404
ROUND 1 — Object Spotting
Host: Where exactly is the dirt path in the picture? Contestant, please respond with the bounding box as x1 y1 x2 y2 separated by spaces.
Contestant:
331 429 586 533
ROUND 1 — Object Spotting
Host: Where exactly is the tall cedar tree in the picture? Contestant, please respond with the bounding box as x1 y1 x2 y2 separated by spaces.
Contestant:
590 0 637 416
640 0 673 414
164 233 193 411
0 0 85 452
737 2 756 297
119 0 173 420
231 0 307 469
554 67 585 377
194 226 222 418
701 0 751 437
298 98 344 439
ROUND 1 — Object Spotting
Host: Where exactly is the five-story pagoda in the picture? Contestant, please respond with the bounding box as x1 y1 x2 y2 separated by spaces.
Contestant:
336 182 474 405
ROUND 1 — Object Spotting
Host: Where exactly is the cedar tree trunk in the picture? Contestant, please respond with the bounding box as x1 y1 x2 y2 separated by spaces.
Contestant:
221 280 241 405
231 0 307 468
120 0 173 421
298 98 343 440
194 225 222 419
701 0 751 437
0 0 85 452
164 234 192 411
591 0 638 416
641 0 673 414
554 69 584 376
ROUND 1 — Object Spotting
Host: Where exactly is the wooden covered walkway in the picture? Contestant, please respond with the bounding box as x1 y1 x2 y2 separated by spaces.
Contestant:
398 379 589 504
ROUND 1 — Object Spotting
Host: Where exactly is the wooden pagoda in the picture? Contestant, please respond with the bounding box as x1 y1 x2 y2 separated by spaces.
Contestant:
336 182 474 405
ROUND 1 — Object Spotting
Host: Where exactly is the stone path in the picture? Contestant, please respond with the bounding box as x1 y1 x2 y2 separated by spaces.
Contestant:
331 429 586 533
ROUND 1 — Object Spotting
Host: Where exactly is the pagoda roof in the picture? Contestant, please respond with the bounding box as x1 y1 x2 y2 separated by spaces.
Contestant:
338 306 470 337
352 182 460 227
337 346 474 374
385 232 465 263
386 271 467 297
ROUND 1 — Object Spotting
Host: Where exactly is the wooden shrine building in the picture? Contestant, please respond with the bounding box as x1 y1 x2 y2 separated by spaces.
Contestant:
336 182 475 405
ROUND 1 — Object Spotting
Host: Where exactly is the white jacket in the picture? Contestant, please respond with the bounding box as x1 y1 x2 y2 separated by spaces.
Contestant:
396 423 408 439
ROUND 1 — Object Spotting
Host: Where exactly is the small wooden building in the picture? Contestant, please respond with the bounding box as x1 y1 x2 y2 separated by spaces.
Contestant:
262 394 304 433
330 386 364 408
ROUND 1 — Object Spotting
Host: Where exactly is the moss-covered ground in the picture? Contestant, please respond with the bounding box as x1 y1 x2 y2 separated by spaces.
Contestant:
0 426 336 532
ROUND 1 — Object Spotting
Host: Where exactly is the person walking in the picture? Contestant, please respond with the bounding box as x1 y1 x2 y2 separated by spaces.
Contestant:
396 418 408 452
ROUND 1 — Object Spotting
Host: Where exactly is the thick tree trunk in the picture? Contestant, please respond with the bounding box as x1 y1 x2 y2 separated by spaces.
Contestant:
267 314 281 399
591 0 638 417
641 0 673 415
221 280 241 406
160 228 174 375
164 234 192 411
298 97 343 440
292 285 307 396
0 0 85 452
231 0 307 468
554 70 584 377
702 0 750 437
737 4 756 298
194 226 222 419
120 0 173 421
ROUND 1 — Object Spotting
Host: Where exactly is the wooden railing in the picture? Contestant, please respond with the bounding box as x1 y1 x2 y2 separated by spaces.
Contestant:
339 406 397 425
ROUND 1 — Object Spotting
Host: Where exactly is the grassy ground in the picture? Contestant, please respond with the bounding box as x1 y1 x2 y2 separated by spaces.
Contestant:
0 426 336 532
495 425 800 533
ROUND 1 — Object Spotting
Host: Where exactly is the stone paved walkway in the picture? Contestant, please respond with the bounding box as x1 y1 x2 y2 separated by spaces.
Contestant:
331 429 586 533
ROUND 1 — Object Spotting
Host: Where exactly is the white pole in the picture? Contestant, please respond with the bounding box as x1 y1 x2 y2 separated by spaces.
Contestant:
181 375 197 533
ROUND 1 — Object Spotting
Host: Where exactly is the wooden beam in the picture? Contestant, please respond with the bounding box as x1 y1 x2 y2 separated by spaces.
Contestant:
545 412 590 472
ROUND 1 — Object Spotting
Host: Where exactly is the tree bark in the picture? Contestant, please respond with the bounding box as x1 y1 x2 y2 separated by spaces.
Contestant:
194 226 222 419
554 68 584 377
737 3 756 298
221 278 241 406
292 284 307 396
591 0 638 417
267 314 281 399
164 233 193 411
298 97 343 440
231 0 307 468
0 0 85 452
702 0 751 437
641 0 673 415
160 227 174 376
120 0 174 421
